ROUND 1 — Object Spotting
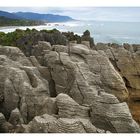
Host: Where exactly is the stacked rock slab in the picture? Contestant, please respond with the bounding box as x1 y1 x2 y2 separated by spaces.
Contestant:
90 91 140 132
20 94 105 133
0 42 140 133
95 43 140 124
45 43 128 104
43 42 140 132
0 46 50 123
56 93 90 119
0 113 14 132
26 113 99 133
8 108 24 126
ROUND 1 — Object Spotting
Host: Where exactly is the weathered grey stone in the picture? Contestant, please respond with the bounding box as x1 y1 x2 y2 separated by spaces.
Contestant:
44 43 139 132
45 44 128 104
77 118 97 133
95 43 140 123
0 122 14 133
20 124 30 133
28 114 57 133
0 43 140 133
52 45 68 53
70 44 90 56
29 56 40 67
56 93 90 119
42 97 58 115
32 41 51 65
81 41 90 49
53 118 86 133
38 66 51 81
27 113 99 133
0 46 50 123
0 113 15 133
0 113 6 125
0 46 32 66
90 92 140 133
8 108 24 126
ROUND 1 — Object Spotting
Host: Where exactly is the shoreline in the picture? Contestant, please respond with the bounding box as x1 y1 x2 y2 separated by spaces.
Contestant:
0 22 140 45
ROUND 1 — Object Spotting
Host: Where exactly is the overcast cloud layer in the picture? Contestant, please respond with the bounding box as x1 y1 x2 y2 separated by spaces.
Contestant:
0 7 140 22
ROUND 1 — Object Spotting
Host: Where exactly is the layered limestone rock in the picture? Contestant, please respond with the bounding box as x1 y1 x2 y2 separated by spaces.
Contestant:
56 93 90 118
0 113 6 126
25 113 100 133
43 42 139 132
0 46 32 66
0 46 50 123
90 91 140 133
22 92 139 133
0 113 14 133
45 42 128 104
0 42 140 133
31 41 51 65
8 108 24 126
95 43 140 124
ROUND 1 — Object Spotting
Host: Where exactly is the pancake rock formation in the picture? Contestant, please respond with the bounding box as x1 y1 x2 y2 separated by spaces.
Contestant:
0 41 140 133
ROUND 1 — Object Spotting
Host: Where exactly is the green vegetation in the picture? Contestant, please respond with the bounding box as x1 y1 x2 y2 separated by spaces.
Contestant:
0 28 68 56
0 16 44 26
0 28 94 56
62 31 82 43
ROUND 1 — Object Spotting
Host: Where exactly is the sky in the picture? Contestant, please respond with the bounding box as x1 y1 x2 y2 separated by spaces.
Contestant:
0 7 140 22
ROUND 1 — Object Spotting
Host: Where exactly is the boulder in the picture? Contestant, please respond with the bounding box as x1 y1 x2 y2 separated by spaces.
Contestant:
81 30 95 48
0 43 140 133
28 114 57 133
8 108 24 126
90 92 140 133
29 56 40 67
0 46 32 66
53 118 86 133
0 46 50 123
27 113 99 133
95 43 140 123
0 113 14 133
52 45 68 53
56 93 90 118
31 41 51 65
46 43 128 104
0 113 6 125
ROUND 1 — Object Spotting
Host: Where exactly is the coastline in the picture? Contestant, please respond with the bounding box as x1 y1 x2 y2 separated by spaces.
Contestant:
1 20 140 44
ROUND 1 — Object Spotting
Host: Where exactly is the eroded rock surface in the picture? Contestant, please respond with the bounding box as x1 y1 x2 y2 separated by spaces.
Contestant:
95 43 140 124
0 46 50 123
0 42 140 133
25 113 102 133
56 93 90 119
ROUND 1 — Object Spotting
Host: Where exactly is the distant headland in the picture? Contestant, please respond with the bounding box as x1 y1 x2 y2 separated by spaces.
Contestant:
0 10 75 26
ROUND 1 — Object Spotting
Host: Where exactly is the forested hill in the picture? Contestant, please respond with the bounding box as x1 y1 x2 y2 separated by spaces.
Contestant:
0 16 44 26
0 10 75 25
13 12 75 22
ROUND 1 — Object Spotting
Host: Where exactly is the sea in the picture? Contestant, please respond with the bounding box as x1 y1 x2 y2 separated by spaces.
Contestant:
0 20 140 44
